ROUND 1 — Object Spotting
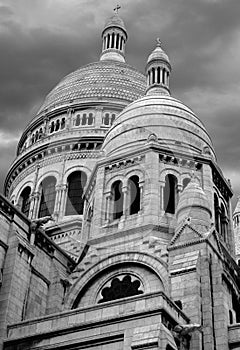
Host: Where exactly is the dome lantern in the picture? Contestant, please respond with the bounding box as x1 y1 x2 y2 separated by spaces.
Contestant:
146 39 171 96
100 7 128 63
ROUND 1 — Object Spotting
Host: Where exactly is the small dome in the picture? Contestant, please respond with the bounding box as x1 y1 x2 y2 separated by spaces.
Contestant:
103 14 126 34
176 176 212 232
103 94 216 160
34 61 145 117
147 42 170 65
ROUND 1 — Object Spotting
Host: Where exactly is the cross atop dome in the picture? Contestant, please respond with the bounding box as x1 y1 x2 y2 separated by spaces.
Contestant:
156 38 162 47
113 4 121 14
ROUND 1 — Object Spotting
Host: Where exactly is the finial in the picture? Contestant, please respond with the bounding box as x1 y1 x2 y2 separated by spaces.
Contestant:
156 38 162 47
114 4 121 14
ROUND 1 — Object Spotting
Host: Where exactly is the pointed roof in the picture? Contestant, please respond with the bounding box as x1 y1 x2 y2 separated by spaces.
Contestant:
176 175 211 218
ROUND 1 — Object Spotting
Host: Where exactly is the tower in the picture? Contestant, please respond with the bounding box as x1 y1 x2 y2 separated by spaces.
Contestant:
1 9 240 350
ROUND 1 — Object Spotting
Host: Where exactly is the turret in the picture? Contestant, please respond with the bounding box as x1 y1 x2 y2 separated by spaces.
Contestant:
100 9 128 63
146 39 171 96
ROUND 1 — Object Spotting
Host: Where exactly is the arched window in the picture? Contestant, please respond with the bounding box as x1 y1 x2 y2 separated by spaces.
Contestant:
98 275 143 303
38 176 56 218
81 113 87 126
152 67 155 84
111 33 115 48
39 128 43 139
19 186 31 217
164 174 177 214
103 113 110 125
88 113 93 125
65 171 87 215
116 33 120 49
214 194 220 233
163 68 166 84
107 33 110 49
50 121 54 133
35 131 39 142
129 175 140 215
75 114 80 126
55 119 60 131
220 204 227 241
60 118 65 129
157 67 161 84
112 180 123 220
229 310 233 325
111 114 115 125
183 178 191 190
31 134 35 144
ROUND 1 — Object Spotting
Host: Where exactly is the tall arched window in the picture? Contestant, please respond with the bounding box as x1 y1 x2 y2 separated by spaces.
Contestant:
82 114 87 126
112 180 123 220
88 113 93 125
65 171 87 215
19 186 31 217
129 175 140 215
220 204 227 241
164 174 177 214
75 114 80 126
214 194 220 233
38 176 56 218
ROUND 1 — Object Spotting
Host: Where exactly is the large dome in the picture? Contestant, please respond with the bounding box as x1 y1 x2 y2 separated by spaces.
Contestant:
37 61 145 116
103 94 216 160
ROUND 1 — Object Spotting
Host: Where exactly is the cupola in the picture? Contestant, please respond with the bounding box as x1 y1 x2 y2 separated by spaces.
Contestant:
100 8 128 63
146 39 171 96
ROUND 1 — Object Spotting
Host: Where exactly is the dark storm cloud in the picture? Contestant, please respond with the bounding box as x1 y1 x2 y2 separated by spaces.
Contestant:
0 0 240 205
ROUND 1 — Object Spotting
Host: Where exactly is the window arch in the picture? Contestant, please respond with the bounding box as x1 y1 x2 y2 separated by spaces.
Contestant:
164 174 177 214
98 274 143 303
75 114 80 126
220 203 227 241
111 114 116 125
82 113 87 126
65 171 87 215
38 176 56 218
19 186 31 217
88 113 93 125
103 113 110 126
214 194 220 233
112 180 123 220
60 118 65 129
129 175 140 215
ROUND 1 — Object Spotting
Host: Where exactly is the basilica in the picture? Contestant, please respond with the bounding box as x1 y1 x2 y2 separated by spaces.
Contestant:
0 10 240 350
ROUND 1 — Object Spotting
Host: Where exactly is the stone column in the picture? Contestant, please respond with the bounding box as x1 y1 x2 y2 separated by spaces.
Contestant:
122 185 128 218
159 180 165 211
66 108 73 129
105 192 112 223
43 116 49 135
139 181 144 212
29 191 41 219
59 185 68 219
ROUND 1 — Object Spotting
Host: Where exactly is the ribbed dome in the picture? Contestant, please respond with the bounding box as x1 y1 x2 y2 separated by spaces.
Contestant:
103 94 216 159
103 14 126 33
36 61 146 116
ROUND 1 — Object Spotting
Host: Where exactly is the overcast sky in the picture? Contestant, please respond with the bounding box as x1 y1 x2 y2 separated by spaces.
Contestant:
0 0 240 207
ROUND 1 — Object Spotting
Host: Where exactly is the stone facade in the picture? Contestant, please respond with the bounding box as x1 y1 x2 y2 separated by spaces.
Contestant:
0 11 240 350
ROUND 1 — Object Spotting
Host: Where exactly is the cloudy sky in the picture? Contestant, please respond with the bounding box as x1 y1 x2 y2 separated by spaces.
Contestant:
0 0 240 206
